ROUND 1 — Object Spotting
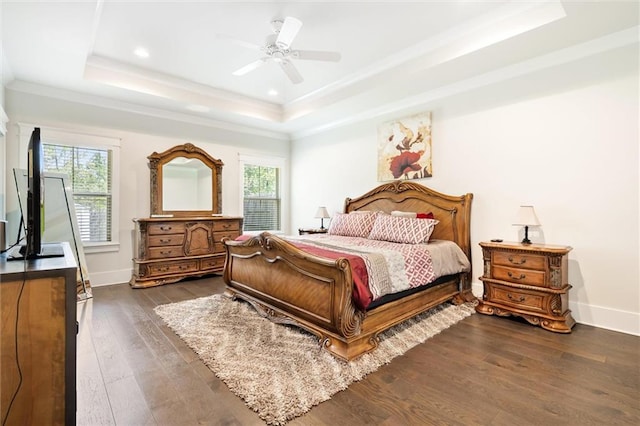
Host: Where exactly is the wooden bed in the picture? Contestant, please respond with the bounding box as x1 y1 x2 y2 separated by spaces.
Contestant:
223 181 474 361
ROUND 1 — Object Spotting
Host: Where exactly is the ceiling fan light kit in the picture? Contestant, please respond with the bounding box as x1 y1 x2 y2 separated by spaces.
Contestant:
226 16 341 84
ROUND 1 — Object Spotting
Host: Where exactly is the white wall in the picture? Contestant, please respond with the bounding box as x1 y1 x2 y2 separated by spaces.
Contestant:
291 44 639 335
3 90 290 286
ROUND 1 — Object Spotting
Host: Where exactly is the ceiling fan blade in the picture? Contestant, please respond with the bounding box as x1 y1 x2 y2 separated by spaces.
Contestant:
216 33 262 50
232 58 269 76
290 50 341 62
276 16 302 49
278 59 303 84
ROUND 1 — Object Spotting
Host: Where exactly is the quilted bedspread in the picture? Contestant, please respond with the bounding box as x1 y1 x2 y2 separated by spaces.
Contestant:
287 235 470 310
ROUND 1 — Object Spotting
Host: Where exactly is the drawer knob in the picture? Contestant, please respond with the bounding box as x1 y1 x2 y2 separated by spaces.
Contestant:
160 250 172 255
508 256 526 265
507 293 525 302
507 271 526 280
160 226 172 231
160 238 171 244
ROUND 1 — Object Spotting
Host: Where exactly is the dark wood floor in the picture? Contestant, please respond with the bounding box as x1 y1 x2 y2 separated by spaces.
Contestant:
77 276 640 425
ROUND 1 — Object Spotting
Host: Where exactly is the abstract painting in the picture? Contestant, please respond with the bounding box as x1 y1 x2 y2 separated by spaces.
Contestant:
377 112 432 181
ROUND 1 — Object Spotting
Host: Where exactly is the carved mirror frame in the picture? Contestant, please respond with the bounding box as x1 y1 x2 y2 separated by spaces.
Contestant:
149 143 223 216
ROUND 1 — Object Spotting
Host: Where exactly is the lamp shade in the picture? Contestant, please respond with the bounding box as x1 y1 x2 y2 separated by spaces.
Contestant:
513 205 541 226
315 206 330 219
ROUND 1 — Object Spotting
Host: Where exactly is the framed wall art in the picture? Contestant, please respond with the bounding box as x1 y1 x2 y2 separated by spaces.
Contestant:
377 112 432 181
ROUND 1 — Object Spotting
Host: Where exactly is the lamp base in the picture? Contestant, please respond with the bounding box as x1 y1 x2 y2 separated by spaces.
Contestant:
521 225 532 244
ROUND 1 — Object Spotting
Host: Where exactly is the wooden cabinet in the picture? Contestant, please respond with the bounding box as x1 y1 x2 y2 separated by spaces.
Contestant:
1 242 77 425
476 241 575 333
130 216 242 288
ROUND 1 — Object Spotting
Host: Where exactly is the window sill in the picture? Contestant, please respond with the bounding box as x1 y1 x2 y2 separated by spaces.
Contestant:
243 230 284 236
83 242 120 254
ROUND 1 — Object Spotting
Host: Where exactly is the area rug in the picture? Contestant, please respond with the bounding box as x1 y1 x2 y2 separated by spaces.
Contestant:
154 295 475 425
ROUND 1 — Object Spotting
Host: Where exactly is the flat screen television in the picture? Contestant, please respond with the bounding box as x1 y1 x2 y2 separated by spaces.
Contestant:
8 127 64 260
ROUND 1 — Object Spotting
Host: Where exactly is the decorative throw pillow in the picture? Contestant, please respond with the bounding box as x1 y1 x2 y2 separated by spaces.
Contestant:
391 210 435 219
368 214 438 244
328 211 379 237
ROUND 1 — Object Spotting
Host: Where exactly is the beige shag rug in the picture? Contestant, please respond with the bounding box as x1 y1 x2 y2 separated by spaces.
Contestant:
154 295 475 425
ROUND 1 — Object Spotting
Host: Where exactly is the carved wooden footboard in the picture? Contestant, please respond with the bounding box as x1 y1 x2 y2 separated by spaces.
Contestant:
223 181 473 361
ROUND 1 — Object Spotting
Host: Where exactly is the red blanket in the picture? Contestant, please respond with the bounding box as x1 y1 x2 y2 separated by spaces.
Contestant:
234 235 373 309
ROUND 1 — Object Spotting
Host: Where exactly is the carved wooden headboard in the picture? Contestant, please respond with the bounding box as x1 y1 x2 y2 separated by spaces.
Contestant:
343 181 473 263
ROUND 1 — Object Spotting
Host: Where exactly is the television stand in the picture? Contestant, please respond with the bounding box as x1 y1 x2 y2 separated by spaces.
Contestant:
6 242 65 261
1 241 77 424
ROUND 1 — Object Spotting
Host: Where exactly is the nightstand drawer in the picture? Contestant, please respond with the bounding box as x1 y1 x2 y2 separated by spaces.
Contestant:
493 265 545 286
493 251 546 270
489 283 545 313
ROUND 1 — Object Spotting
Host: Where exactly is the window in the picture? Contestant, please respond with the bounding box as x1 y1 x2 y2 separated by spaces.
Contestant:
18 124 120 251
240 155 286 233
43 144 112 243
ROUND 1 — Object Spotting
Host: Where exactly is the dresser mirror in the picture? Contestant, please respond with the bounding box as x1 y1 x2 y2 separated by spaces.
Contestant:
149 143 223 216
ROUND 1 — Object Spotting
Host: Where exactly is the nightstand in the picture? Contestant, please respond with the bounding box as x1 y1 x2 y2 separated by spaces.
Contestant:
298 228 328 235
476 241 575 333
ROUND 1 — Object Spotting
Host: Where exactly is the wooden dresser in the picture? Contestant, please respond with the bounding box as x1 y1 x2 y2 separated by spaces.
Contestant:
1 242 77 425
476 241 575 333
130 216 242 288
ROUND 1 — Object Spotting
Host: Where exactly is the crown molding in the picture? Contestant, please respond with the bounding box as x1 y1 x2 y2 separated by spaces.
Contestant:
84 55 283 123
290 25 639 140
6 80 289 141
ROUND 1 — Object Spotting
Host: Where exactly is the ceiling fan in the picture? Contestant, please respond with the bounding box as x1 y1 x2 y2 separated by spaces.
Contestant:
220 17 341 84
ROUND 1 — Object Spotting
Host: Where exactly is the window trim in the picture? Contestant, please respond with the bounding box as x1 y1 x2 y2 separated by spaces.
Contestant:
238 154 288 235
18 123 121 253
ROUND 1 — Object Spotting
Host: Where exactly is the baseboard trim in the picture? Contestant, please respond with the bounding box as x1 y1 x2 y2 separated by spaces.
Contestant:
569 300 639 336
89 269 132 287
471 281 639 336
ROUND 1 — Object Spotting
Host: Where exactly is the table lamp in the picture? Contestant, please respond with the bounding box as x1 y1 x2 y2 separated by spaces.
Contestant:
513 205 540 244
315 206 330 230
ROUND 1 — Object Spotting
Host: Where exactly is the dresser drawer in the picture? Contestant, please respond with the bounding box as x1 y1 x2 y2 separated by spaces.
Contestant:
493 251 546 270
148 246 184 259
493 265 545 286
148 234 185 247
200 255 225 271
213 220 239 232
213 231 240 252
147 260 198 276
148 222 186 235
488 283 545 313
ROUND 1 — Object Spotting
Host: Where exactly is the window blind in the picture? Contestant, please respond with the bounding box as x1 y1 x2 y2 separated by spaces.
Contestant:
243 164 281 232
43 144 113 243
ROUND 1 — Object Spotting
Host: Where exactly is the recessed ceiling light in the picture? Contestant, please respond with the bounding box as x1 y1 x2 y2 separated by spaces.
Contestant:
134 47 149 58
268 89 278 96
